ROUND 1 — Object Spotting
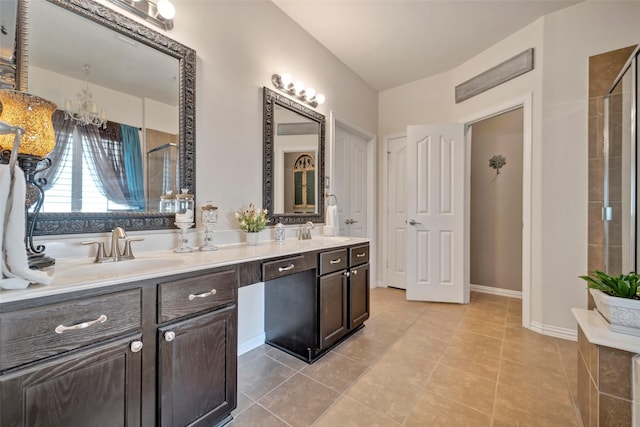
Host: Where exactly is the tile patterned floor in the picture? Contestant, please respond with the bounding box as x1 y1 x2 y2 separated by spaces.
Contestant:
230 288 579 426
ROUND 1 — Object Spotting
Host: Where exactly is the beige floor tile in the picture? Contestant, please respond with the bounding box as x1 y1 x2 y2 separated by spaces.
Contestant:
503 326 559 353
346 364 423 423
501 341 565 373
494 382 579 426
238 344 272 367
374 345 438 388
456 317 506 339
301 352 368 393
228 404 288 427
232 391 254 417
424 364 497 415
266 347 309 371
313 397 401 427
499 359 574 406
238 355 296 400
331 322 402 365
259 374 339 427
405 390 491 427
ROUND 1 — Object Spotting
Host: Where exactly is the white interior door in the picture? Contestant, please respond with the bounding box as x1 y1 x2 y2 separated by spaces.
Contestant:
334 125 368 237
387 136 408 289
406 124 468 303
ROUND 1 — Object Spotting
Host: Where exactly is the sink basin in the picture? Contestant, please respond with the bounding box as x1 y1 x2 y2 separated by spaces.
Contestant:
55 257 187 281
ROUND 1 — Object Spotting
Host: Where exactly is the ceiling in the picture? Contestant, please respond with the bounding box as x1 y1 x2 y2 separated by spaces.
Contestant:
272 0 583 91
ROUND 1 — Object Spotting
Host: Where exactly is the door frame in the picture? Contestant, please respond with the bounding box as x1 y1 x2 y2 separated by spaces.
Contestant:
328 111 377 285
459 93 533 328
382 132 408 288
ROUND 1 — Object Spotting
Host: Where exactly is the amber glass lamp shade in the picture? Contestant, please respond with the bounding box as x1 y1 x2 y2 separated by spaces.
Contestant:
0 90 57 158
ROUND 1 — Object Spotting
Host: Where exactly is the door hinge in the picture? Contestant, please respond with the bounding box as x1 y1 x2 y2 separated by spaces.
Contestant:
602 206 613 221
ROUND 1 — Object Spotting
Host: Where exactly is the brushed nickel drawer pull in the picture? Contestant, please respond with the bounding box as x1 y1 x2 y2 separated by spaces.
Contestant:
329 258 342 265
278 264 295 272
356 253 366 258
188 289 217 300
55 314 107 334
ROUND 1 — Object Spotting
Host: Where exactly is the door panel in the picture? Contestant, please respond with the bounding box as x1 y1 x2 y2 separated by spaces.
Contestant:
406 124 468 303
387 136 407 289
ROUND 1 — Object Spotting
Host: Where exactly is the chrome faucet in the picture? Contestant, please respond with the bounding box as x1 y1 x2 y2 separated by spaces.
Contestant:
298 221 315 240
81 227 144 263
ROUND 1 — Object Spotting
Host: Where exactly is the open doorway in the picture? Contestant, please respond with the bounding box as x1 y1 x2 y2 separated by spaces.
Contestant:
469 108 524 298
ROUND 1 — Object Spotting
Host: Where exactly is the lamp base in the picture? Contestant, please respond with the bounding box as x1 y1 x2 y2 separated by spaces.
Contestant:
28 253 55 270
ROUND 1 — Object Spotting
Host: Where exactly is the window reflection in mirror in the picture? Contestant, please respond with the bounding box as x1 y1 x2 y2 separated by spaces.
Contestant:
28 0 180 213
264 87 325 225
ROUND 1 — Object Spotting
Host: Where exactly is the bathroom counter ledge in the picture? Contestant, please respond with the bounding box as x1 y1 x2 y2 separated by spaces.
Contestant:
0 237 369 304
572 308 640 354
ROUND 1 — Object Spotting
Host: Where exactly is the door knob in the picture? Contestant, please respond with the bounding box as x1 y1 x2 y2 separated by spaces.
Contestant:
408 219 422 226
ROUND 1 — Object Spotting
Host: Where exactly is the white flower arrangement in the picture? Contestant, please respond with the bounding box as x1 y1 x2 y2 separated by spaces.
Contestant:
235 203 268 233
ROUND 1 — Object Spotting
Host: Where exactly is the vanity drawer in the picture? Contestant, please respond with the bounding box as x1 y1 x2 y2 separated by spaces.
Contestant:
262 256 305 282
158 269 236 323
349 245 369 266
0 289 142 371
319 249 348 276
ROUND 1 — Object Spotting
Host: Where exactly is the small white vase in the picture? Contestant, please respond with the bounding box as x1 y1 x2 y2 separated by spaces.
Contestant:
245 232 259 246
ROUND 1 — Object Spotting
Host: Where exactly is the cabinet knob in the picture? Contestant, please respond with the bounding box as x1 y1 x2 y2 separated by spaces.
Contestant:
130 341 144 353
352 269 358 275
164 331 176 342
343 271 350 278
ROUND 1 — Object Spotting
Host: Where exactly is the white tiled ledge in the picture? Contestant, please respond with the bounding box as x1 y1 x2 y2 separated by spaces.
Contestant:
0 237 368 304
572 308 640 354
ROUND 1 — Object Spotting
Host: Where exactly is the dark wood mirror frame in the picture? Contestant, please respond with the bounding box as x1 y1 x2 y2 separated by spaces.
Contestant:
262 87 325 225
14 0 196 235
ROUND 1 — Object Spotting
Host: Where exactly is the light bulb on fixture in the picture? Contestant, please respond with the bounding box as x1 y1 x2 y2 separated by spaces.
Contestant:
281 73 293 87
294 81 304 94
305 88 316 99
157 0 176 20
315 94 326 105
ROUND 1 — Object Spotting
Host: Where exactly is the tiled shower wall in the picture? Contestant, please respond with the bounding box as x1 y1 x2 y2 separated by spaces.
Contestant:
587 46 636 280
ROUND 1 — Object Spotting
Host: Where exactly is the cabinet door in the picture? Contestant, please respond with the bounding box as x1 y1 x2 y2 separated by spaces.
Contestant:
0 334 143 427
318 271 348 350
350 263 370 329
158 305 237 427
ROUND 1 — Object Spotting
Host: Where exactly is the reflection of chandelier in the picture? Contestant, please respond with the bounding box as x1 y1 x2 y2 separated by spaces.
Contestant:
63 64 106 129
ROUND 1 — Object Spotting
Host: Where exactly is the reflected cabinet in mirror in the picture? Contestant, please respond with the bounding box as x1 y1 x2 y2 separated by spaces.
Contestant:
8 0 195 235
263 87 325 225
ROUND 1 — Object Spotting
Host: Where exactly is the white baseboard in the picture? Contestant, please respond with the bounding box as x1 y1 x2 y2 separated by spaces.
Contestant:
471 284 522 299
529 321 577 341
238 333 265 356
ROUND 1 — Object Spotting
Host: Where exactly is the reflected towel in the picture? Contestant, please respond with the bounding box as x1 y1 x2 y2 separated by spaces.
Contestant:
0 165 52 290
324 204 338 236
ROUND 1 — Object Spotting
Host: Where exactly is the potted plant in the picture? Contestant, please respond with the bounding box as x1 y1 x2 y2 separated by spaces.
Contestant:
579 270 640 335
235 203 268 246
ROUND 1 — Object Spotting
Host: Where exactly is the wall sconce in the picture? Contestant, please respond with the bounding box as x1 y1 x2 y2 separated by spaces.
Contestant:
272 73 325 108
489 154 507 175
0 90 57 269
107 0 175 30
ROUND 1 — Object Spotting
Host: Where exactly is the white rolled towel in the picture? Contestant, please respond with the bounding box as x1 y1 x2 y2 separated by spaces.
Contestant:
0 165 52 290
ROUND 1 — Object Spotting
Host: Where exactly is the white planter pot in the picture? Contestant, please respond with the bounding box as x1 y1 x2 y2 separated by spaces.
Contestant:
590 288 640 336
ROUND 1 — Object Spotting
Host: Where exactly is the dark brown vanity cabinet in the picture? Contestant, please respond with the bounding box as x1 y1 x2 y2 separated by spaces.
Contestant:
156 270 237 427
0 290 144 427
0 268 238 427
265 244 370 363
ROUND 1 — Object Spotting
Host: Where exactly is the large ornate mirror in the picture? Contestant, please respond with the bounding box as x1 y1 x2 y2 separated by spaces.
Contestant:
8 0 195 235
263 87 325 225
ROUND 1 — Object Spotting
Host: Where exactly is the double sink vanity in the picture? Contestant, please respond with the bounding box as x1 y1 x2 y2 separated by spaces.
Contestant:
0 236 370 427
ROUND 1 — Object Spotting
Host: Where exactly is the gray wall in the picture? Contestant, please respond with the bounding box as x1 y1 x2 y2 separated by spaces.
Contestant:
470 108 523 292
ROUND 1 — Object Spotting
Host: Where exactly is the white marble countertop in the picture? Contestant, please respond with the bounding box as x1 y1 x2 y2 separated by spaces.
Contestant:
0 236 368 304
572 308 640 354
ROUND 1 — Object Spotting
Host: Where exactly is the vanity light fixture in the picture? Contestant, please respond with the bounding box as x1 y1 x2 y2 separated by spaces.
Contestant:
63 64 107 129
107 0 175 30
272 73 325 108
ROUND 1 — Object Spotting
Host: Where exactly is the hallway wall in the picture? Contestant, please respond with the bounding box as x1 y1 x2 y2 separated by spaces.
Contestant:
470 109 523 292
